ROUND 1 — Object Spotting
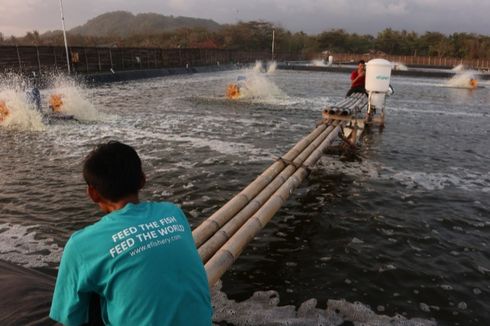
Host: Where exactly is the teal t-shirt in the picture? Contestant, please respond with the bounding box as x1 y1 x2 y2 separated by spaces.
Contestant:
50 202 212 326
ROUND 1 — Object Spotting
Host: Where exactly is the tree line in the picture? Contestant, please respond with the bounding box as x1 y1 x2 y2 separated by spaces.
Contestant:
1 22 489 60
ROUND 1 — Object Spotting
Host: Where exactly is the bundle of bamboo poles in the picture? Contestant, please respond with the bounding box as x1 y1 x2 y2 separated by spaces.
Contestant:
192 118 345 286
324 92 367 116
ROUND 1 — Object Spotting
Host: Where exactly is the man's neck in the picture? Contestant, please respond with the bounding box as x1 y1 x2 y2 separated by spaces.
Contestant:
100 194 140 213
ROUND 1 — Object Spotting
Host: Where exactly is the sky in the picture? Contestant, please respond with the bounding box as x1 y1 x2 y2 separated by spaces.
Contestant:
0 0 489 37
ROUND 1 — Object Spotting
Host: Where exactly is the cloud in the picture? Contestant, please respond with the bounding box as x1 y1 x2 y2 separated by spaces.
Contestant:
1 0 489 36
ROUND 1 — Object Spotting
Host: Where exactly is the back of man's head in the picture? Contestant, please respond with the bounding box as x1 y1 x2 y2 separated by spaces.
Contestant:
83 141 144 202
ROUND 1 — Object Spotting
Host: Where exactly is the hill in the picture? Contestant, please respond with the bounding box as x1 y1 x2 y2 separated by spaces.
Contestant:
68 11 222 37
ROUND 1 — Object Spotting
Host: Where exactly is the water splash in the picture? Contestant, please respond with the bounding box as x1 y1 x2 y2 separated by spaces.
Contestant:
393 62 408 71
311 59 327 67
226 61 287 103
46 74 104 121
251 60 277 74
451 64 465 72
0 73 104 130
266 61 277 74
252 60 266 73
0 74 45 131
446 71 479 89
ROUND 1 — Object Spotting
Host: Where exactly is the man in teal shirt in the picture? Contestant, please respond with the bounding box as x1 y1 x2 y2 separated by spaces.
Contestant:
50 141 212 325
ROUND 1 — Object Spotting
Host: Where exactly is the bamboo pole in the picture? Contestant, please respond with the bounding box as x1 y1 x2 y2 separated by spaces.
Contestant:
193 122 330 247
198 122 338 263
327 93 367 115
205 123 342 286
325 94 363 112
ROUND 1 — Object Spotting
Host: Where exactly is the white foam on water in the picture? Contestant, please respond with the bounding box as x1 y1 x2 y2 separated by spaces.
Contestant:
390 79 442 88
0 223 62 268
319 156 490 194
479 79 490 87
317 157 382 180
122 128 272 161
211 281 436 325
183 114 268 129
162 134 271 161
385 167 490 192
388 106 488 118
275 95 333 111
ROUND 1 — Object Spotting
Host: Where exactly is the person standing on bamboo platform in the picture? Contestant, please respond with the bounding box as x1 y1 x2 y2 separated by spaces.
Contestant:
50 141 212 326
346 60 367 97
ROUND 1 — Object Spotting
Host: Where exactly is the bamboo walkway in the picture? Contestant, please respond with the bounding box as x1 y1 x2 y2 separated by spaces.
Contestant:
194 93 369 285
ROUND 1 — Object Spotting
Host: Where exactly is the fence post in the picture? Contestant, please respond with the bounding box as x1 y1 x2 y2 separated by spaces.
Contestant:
122 50 125 70
109 48 113 69
36 46 42 74
97 48 101 71
16 45 22 72
53 47 57 69
84 48 89 72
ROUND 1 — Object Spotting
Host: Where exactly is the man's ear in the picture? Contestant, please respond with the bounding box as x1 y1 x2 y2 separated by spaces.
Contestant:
139 173 146 190
87 185 102 203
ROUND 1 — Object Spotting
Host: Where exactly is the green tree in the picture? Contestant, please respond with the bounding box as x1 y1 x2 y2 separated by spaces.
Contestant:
375 28 403 54
317 29 349 52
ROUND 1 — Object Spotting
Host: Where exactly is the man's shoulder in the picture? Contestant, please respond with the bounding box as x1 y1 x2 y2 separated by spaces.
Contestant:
68 202 185 241
67 218 106 246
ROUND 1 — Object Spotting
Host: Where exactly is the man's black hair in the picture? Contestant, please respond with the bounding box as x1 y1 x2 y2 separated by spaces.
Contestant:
83 141 144 202
358 60 365 65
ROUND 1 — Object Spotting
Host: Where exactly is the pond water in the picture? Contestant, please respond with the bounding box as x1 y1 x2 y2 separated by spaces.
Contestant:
0 66 489 325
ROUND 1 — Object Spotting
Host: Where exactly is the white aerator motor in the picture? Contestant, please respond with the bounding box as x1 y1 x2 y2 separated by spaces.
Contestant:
365 58 392 112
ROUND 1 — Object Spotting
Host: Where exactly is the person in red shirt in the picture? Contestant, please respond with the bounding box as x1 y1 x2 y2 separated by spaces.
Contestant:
346 60 367 97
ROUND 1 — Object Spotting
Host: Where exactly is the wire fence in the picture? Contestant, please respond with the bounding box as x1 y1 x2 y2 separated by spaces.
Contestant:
0 46 302 75
2 46 488 75
330 53 490 70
